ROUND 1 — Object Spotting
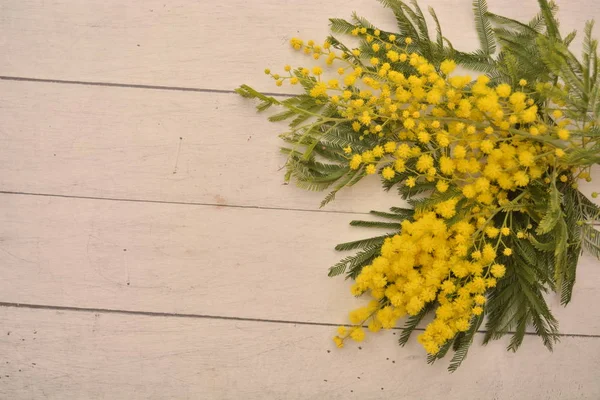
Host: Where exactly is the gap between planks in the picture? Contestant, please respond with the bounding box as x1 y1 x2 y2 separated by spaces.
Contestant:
0 75 296 98
0 191 369 216
1 301 598 339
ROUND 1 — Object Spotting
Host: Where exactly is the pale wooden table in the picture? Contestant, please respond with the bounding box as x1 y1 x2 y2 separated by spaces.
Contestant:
1 1 600 398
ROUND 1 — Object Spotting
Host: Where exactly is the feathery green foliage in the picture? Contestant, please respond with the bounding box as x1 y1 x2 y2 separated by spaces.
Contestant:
398 302 433 346
448 314 484 372
472 0 496 55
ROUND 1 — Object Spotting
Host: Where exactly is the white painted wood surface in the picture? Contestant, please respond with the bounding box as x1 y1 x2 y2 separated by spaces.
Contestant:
1 306 599 400
0 80 401 213
0 0 600 398
2 0 599 91
1 193 600 336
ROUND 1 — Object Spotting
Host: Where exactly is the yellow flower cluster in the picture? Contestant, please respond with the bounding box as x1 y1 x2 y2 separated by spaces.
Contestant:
276 34 588 197
333 211 507 354
269 30 591 355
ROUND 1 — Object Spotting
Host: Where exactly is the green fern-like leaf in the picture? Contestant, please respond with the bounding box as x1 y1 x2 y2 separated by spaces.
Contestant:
407 0 430 42
329 18 356 34
536 184 563 234
582 224 600 259
236 84 283 110
378 0 420 41
349 220 401 229
389 206 415 216
482 216 560 352
427 336 454 365
328 244 381 277
369 210 414 220
537 0 561 39
320 169 361 208
560 246 581 305
528 234 556 252
351 11 377 30
448 313 484 372
428 6 444 48
268 109 296 122
486 12 538 37
472 0 496 55
398 303 433 346
528 1 558 32
552 218 569 293
334 234 393 251
507 311 528 352
453 49 498 74
398 181 436 199
564 30 577 46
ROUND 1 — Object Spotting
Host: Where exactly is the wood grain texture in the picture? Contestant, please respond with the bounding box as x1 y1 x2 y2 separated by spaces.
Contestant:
1 193 599 335
0 306 599 400
1 0 598 92
2 0 600 396
0 80 402 213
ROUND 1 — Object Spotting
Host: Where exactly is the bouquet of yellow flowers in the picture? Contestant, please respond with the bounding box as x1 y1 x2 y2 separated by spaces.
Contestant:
237 0 600 371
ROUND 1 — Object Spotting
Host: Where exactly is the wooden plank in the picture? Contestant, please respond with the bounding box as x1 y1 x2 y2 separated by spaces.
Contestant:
1 0 597 92
1 306 599 399
3 80 595 213
0 80 401 213
0 193 385 323
1 193 599 335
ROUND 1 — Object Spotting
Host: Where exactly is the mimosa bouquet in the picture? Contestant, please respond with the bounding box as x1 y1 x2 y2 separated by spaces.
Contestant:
237 0 600 371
